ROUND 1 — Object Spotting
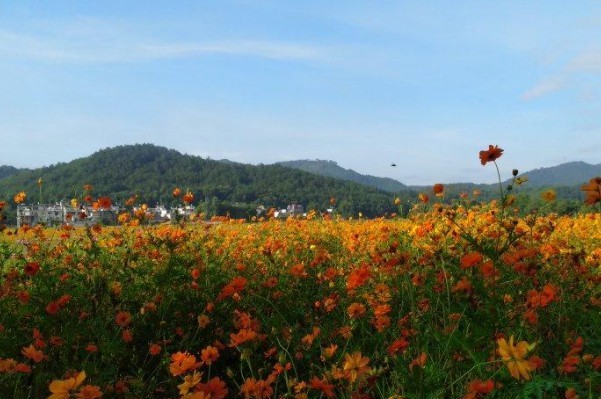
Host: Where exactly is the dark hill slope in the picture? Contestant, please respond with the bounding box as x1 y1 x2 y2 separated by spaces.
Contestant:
0 144 397 216
514 161 601 187
277 160 407 192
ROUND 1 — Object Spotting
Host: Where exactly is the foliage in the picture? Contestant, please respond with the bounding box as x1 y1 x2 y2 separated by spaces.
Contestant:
0 144 400 218
1 192 600 398
278 159 408 193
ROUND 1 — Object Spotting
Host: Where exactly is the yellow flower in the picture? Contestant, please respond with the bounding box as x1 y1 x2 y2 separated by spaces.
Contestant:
541 189 556 202
497 336 535 380
48 371 86 399
342 351 370 383
178 371 202 395
14 191 26 204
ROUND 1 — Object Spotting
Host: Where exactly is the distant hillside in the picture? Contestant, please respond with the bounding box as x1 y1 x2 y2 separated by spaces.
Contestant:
277 160 407 193
0 144 399 217
514 161 601 187
0 165 22 180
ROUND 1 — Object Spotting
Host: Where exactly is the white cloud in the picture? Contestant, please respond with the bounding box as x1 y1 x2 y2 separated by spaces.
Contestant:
569 49 601 73
0 26 326 64
521 77 566 101
139 41 323 61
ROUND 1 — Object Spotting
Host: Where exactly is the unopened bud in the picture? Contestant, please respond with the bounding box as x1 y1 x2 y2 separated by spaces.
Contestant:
512 169 518 177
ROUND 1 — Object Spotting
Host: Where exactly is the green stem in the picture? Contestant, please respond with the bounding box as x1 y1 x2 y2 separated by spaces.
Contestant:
493 161 504 217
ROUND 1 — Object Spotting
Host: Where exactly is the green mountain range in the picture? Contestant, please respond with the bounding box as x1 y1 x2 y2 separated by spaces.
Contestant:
1 145 598 220
279 158 600 193
277 160 407 193
0 144 399 218
513 161 601 187
0 166 22 180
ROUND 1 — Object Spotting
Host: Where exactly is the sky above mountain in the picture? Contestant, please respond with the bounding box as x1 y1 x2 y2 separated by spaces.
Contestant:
1 1 601 185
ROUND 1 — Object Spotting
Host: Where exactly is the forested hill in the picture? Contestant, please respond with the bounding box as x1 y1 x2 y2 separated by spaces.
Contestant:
0 144 400 217
0 165 22 180
277 159 407 192
512 161 601 187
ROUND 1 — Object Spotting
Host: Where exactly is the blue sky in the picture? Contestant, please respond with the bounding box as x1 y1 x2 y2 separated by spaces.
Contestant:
1 1 600 184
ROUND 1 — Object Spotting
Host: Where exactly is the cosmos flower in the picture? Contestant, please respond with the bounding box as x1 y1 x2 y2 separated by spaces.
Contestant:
479 145 504 165
48 371 86 399
497 336 535 380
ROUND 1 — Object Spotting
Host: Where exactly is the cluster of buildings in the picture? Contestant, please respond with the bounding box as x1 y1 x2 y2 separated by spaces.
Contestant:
273 203 306 218
14 202 326 227
15 202 196 228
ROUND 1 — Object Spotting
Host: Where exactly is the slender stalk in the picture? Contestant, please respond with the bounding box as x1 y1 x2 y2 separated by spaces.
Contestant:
493 161 504 217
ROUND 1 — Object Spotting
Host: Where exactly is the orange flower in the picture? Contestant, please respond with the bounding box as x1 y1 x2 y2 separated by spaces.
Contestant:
497 336 535 380
121 329 133 343
229 329 257 347
460 252 483 269
451 277 473 294
184 392 211 399
14 191 26 204
387 337 410 356
200 345 220 365
527 284 558 308
342 351 371 383
346 264 371 290
432 183 445 196
149 344 161 356
124 195 138 206
418 193 429 203
85 344 98 353
172 187 182 198
75 385 103 399
46 301 60 315
565 387 578 399
21 345 44 363
309 376 336 398
115 311 132 328
321 344 338 361
24 262 40 276
169 352 199 376
479 145 504 165
98 196 112 209
289 263 307 278
48 370 86 399
464 379 494 399
240 378 273 399
240 377 258 399
528 355 545 371
183 191 194 204
409 352 427 370
15 363 31 373
347 303 366 319
0 358 18 373
581 177 601 205
217 276 247 300
197 314 211 328
197 377 229 399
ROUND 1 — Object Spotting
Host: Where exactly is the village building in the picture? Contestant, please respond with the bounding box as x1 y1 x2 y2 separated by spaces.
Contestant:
16 202 121 227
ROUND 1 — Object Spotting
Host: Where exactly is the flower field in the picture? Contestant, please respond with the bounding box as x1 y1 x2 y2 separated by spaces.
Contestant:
1 150 601 398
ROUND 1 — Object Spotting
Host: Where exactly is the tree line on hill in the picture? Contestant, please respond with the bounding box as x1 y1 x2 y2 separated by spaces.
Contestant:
0 144 408 222
0 144 597 225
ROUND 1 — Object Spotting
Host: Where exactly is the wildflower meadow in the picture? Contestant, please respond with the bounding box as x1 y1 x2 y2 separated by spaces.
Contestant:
1 146 601 399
